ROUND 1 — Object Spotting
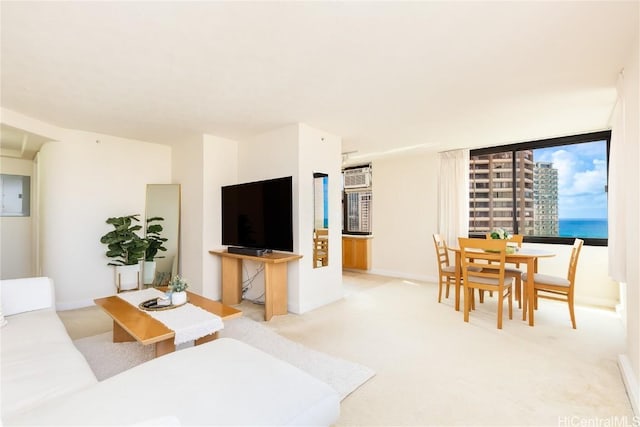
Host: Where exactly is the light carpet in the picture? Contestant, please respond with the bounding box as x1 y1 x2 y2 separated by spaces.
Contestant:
73 316 374 401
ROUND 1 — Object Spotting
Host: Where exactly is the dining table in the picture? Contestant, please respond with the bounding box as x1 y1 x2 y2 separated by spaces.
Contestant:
449 244 555 326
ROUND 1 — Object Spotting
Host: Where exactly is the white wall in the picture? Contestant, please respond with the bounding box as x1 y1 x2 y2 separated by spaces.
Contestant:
369 152 440 281
16 135 172 307
1 110 173 307
201 134 238 300
172 134 238 300
171 137 204 294
617 34 640 415
0 157 35 279
38 132 171 308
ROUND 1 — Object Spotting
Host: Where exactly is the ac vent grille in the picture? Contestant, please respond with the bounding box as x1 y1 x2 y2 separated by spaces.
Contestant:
344 167 371 189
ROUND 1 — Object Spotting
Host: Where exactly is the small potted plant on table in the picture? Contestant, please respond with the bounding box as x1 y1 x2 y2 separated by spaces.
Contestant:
168 275 189 306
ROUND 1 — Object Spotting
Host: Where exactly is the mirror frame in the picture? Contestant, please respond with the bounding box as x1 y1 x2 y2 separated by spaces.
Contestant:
313 173 329 268
144 184 181 285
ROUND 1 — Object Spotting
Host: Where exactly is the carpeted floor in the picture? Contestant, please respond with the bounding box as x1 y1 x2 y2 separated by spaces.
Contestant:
62 271 635 426
73 316 374 401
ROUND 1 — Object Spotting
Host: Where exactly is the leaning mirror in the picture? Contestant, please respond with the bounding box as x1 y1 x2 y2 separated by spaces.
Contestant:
313 173 329 268
144 184 181 286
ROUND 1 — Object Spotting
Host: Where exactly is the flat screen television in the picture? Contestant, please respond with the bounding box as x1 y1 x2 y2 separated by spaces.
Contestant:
221 176 293 252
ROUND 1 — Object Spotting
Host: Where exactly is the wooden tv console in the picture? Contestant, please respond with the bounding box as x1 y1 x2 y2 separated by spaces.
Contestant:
209 250 302 321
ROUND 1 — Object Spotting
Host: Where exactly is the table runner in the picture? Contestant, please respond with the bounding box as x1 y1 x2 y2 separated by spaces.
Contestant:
117 288 224 345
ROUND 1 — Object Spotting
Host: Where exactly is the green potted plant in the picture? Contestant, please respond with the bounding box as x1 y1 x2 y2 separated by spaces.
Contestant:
100 214 148 291
143 216 168 285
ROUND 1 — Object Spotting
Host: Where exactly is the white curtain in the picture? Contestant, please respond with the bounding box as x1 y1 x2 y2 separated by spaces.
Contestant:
608 72 627 282
438 149 470 248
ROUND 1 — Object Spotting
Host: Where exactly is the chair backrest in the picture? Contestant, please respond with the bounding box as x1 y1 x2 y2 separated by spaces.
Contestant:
432 234 451 272
315 228 328 237
567 238 584 284
314 237 328 252
458 237 508 287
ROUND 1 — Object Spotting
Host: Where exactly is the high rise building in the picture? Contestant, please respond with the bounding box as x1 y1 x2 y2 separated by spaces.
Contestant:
469 150 534 234
533 161 559 236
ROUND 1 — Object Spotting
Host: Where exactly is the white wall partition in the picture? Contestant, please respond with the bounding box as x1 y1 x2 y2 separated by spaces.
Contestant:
201 134 238 300
234 123 343 314
297 123 343 313
170 137 204 294
236 125 301 310
171 133 239 300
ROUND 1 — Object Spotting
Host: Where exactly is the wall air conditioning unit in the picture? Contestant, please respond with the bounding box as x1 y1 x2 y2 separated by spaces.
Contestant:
343 166 371 189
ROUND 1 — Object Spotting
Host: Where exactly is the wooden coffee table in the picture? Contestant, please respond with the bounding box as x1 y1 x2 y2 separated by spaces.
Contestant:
94 289 242 357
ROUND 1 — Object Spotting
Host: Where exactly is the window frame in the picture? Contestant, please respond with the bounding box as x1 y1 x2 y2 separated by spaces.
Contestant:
469 130 611 247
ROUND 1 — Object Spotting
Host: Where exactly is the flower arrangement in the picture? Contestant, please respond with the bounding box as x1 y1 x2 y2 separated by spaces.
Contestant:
489 228 511 240
168 275 189 293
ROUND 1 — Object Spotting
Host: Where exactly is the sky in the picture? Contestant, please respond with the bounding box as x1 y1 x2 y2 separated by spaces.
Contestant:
534 140 608 219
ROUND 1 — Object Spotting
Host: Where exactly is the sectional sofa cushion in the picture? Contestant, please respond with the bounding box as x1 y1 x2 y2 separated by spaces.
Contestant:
4 338 340 426
1 309 98 418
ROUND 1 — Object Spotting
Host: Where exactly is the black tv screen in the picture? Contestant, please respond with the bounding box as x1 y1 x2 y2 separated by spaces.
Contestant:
221 176 293 252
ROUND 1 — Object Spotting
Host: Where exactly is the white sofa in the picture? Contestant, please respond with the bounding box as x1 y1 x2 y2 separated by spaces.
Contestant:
1 277 340 426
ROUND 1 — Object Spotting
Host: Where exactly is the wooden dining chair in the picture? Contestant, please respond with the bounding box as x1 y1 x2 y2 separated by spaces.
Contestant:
523 238 583 329
432 234 457 303
485 233 524 307
458 237 513 329
313 229 329 267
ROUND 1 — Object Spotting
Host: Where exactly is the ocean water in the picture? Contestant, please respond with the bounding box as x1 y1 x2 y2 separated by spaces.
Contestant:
559 218 608 238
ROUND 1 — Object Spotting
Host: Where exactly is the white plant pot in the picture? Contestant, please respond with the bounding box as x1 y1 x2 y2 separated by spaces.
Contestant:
143 261 156 285
115 264 140 292
171 291 187 306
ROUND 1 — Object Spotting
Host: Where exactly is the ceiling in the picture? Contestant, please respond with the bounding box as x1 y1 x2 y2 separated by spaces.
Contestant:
1 1 638 162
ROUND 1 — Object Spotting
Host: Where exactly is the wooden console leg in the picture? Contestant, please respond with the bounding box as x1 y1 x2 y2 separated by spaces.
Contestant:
112 321 135 343
264 262 288 321
221 257 242 305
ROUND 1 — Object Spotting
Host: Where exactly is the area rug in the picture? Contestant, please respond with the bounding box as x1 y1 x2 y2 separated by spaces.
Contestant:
73 316 374 401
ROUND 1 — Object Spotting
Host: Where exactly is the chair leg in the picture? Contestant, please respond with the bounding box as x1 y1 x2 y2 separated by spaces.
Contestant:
464 286 471 323
508 286 513 320
497 289 503 329
515 278 522 309
438 279 443 303
445 280 450 298
568 294 576 329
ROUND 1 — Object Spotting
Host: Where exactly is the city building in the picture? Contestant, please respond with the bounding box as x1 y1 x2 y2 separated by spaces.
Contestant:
533 161 559 236
469 150 535 235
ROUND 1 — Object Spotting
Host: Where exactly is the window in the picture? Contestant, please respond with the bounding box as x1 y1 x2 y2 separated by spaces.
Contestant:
469 131 610 246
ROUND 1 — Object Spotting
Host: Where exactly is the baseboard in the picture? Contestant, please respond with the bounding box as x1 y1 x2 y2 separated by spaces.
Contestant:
618 354 640 416
575 295 619 310
56 299 95 311
366 268 437 285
